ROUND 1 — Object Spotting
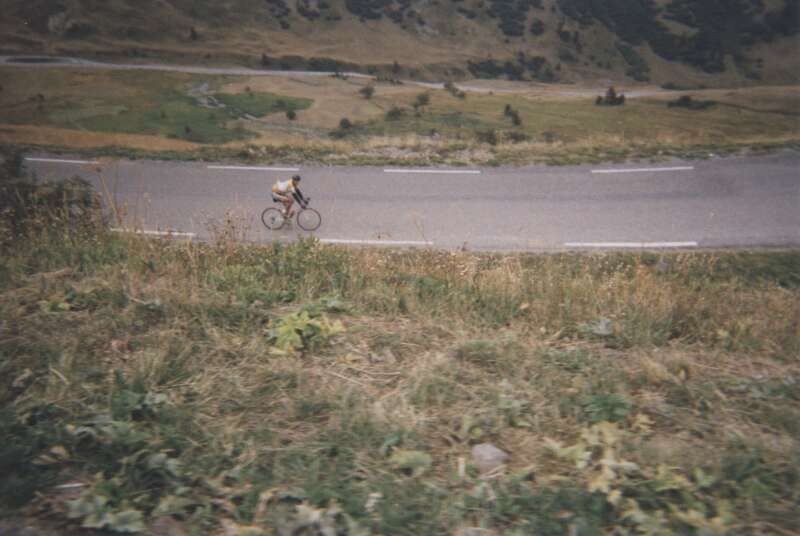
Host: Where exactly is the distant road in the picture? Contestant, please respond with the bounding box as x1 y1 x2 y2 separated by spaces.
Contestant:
0 55 660 96
23 151 800 251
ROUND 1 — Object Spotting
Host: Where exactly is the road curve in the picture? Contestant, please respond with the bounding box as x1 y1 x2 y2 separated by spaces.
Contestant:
0 55 660 96
23 151 800 251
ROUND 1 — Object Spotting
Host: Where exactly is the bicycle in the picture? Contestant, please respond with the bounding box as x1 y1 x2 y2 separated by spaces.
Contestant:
261 198 322 231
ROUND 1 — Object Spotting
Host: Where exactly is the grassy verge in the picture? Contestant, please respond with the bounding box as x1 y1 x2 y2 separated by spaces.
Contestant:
2 67 799 165
1 165 799 534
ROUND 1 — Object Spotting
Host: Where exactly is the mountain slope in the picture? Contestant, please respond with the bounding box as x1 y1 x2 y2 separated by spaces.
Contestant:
2 0 799 85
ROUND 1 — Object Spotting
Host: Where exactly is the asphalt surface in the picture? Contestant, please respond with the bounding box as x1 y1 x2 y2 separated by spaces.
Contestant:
22 151 800 251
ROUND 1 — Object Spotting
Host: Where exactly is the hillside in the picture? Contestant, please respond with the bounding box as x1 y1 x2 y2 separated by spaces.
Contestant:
2 0 800 86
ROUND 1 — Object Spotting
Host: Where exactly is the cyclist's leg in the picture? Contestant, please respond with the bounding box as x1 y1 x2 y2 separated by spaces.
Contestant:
273 193 292 216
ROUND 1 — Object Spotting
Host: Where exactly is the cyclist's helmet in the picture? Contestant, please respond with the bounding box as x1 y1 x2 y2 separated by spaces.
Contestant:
292 174 301 182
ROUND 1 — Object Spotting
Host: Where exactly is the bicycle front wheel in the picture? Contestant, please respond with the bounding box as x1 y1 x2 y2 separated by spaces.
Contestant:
296 208 321 231
261 207 286 230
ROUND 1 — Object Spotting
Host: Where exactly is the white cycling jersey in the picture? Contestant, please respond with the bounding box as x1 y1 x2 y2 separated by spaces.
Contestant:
272 179 297 195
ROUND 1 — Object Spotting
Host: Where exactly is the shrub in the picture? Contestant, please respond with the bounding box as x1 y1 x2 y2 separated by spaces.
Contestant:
286 109 297 120
596 86 625 106
413 93 430 111
504 130 529 143
476 129 498 145
330 118 355 138
487 0 537 37
443 81 463 98
385 106 404 120
359 85 375 99
667 95 716 111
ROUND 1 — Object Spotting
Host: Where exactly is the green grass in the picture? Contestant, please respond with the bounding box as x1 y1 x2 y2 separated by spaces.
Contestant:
1 170 799 534
73 92 249 143
213 92 312 117
0 69 316 144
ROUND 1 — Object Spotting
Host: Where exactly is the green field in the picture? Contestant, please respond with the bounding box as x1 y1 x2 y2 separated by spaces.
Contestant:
1 159 799 534
0 69 313 145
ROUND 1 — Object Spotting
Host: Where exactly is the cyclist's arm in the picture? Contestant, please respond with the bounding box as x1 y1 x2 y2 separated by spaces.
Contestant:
293 187 307 207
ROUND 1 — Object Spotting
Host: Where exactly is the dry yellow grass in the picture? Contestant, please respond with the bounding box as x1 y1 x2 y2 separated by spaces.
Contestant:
2 188 799 533
0 123 199 151
1 66 798 164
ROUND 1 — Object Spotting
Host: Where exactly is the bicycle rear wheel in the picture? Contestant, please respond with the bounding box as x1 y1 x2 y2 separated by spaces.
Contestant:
296 208 321 231
261 207 286 230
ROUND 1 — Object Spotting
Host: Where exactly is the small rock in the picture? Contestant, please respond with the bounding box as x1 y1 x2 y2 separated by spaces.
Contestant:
470 443 509 473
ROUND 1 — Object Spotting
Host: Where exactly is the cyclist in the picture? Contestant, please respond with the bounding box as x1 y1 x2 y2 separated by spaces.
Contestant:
271 174 308 217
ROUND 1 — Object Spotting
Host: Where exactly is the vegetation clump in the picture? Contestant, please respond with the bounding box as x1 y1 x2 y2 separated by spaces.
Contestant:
667 95 717 111
616 42 650 82
595 86 625 106
358 85 375 99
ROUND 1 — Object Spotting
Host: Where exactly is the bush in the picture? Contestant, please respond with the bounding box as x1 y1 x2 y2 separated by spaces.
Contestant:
504 130 529 143
286 109 297 120
413 93 430 111
385 106 404 121
0 149 102 247
359 85 375 99
345 0 393 20
329 118 356 139
503 105 523 126
667 95 716 111
476 129 498 145
596 86 625 106
487 0 537 37
444 81 463 98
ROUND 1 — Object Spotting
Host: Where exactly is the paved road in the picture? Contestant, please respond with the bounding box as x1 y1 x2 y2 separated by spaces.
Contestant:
23 152 800 251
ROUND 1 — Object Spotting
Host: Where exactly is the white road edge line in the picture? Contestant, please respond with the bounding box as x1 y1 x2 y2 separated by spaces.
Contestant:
208 165 300 171
565 241 698 248
384 169 481 174
111 228 196 238
25 157 98 164
591 166 694 174
320 238 433 246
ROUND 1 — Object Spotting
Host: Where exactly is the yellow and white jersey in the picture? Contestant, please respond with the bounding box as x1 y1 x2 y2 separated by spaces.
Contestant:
272 179 296 195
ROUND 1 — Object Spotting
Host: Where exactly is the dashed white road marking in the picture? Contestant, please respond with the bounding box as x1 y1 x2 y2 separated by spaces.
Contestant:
320 238 433 246
591 166 694 174
384 169 481 174
111 228 196 238
208 165 300 171
564 241 698 248
25 157 98 164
